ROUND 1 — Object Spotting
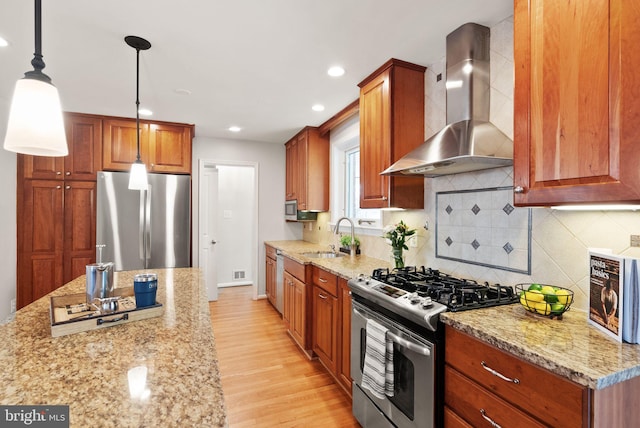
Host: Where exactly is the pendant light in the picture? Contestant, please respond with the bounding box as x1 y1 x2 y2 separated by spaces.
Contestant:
3 0 68 156
126 35 151 191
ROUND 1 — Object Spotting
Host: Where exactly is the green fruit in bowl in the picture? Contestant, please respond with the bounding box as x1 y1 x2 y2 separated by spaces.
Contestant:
528 283 543 291
550 303 566 314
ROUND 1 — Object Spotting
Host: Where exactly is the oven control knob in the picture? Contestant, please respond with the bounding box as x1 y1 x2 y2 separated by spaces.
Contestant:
421 297 433 308
410 293 421 305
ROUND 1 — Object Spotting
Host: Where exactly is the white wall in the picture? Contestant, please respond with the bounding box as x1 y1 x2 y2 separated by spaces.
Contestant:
216 165 255 286
192 136 302 297
0 102 17 323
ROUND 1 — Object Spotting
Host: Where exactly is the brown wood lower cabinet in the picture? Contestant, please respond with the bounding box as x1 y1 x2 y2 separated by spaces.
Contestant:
265 245 277 309
282 256 312 357
445 326 588 427
17 179 97 309
338 277 352 394
312 267 339 374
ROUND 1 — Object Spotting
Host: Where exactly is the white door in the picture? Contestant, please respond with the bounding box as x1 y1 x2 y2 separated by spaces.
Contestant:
199 165 219 301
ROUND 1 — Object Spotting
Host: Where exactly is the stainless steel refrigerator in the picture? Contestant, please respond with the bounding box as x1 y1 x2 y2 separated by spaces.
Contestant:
96 171 191 271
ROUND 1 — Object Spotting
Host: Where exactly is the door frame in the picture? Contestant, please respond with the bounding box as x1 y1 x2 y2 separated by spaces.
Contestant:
197 159 259 300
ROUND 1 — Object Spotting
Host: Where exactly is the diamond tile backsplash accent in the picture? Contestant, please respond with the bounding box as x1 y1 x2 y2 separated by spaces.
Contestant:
436 187 531 274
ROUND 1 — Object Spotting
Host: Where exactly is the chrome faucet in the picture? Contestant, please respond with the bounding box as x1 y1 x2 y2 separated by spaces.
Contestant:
334 217 356 257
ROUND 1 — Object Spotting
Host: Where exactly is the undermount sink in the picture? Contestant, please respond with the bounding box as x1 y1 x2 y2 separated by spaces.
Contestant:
301 251 345 259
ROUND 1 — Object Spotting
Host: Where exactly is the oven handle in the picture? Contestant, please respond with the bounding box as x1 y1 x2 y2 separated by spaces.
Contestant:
387 331 431 356
352 304 431 356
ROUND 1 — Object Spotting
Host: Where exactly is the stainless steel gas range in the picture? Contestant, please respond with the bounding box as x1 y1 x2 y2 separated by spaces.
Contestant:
349 266 519 428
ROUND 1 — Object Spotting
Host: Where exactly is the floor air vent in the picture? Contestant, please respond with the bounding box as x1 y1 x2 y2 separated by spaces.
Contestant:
233 270 246 281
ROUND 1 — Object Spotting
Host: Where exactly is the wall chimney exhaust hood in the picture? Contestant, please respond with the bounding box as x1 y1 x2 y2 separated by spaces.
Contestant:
382 23 512 177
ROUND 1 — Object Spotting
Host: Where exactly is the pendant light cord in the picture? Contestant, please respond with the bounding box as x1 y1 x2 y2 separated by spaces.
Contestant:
135 45 141 163
26 0 50 83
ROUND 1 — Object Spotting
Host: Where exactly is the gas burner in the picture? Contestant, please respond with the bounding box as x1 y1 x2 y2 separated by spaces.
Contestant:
365 266 519 312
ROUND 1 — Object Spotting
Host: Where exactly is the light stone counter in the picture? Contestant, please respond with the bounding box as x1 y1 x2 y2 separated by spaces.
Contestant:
265 240 391 280
440 304 640 390
0 268 227 427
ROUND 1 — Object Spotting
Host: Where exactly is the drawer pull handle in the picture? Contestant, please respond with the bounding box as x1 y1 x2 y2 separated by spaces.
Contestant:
319 278 328 283
481 361 520 384
480 409 502 428
318 293 327 300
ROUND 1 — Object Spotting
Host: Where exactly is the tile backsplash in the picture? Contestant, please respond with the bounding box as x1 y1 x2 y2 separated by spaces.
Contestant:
436 187 531 274
302 16 640 313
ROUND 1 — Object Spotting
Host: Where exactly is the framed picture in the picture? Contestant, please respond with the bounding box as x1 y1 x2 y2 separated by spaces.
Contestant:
588 252 623 342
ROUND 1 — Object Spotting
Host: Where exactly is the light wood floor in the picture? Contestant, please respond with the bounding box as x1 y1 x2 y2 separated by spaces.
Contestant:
209 286 360 427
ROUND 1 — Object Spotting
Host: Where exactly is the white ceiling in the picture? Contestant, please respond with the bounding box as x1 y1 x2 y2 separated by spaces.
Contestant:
0 0 513 144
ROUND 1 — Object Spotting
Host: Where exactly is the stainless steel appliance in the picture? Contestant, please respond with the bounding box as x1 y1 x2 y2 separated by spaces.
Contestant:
96 171 191 271
349 266 520 428
285 199 318 222
382 23 512 177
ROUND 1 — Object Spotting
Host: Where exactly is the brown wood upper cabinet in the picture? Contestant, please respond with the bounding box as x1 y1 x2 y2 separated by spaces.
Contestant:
284 127 329 211
103 118 193 174
358 59 426 209
513 0 640 206
21 113 103 180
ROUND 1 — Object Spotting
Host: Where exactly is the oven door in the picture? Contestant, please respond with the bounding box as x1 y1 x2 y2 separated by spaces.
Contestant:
351 300 436 428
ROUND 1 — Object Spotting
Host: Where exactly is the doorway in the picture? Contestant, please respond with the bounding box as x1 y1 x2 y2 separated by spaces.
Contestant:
198 159 259 301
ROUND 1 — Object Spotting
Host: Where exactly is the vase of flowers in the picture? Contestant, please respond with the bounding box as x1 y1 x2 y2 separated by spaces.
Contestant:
383 220 416 269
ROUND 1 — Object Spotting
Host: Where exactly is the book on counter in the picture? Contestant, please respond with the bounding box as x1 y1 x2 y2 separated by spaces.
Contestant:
588 251 640 344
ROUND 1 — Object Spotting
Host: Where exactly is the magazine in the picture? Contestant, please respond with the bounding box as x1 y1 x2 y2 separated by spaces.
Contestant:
588 252 623 342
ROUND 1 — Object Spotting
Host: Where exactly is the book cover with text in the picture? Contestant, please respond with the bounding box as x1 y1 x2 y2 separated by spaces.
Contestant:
588 252 623 342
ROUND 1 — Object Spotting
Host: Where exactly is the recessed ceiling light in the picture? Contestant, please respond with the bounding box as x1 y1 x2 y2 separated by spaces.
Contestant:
0 36 8 47
229 126 241 132
312 104 325 112
138 108 153 116
327 66 345 77
174 88 192 96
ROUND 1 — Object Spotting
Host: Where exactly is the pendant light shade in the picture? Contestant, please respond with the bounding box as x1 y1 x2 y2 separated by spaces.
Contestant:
125 35 151 191
3 0 68 157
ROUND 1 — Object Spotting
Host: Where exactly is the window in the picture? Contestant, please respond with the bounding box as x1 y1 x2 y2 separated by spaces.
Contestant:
344 147 381 227
329 114 381 233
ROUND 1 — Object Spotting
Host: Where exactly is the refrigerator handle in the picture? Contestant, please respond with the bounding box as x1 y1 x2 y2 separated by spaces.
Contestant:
138 190 145 264
145 184 152 267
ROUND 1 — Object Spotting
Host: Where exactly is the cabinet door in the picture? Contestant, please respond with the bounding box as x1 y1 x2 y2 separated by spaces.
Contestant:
359 68 391 208
283 271 293 329
266 256 276 308
338 278 352 393
313 285 338 373
285 138 297 201
295 132 308 210
102 119 150 171
147 122 193 174
63 181 96 283
63 114 102 180
18 180 64 308
514 0 640 205
291 276 306 346
19 155 64 180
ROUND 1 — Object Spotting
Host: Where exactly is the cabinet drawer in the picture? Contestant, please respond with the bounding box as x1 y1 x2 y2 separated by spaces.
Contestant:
265 244 277 260
443 406 472 428
312 266 337 296
283 256 306 282
445 326 587 428
445 365 546 428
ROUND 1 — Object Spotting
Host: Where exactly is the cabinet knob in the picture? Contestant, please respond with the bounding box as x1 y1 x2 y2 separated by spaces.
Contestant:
56 172 61 175
381 196 388 201
65 172 71 176
65 185 71 190
514 186 525 194
56 185 61 189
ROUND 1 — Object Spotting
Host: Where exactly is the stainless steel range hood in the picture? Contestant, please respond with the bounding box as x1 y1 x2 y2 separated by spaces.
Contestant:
382 23 512 177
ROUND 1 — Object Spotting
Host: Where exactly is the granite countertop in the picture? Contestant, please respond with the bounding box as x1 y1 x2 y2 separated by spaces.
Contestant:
440 304 640 390
0 268 227 427
265 240 390 280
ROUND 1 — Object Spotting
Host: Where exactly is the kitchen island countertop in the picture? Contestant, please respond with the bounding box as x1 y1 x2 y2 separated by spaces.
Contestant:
440 304 640 390
0 268 227 427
